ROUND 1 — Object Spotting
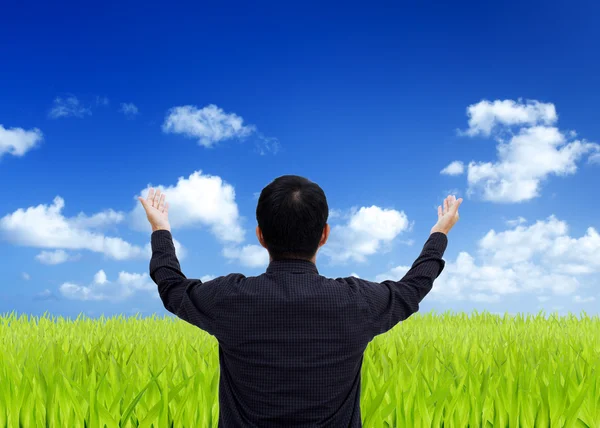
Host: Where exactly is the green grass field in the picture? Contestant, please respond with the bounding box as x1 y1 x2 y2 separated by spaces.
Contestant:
1 311 599 427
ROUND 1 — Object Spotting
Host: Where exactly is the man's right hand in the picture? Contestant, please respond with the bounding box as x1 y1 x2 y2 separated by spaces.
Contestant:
430 195 463 235
138 188 171 232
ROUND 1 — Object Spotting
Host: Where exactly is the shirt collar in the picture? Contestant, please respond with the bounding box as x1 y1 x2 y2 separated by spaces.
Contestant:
266 258 319 275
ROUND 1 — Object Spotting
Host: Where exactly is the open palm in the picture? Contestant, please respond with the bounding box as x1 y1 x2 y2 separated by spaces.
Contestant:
138 188 171 232
431 194 463 235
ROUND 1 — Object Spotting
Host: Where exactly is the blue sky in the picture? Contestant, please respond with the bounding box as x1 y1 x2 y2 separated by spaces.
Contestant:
1 0 599 319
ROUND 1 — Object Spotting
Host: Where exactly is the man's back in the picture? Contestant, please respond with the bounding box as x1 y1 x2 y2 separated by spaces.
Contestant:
214 260 372 427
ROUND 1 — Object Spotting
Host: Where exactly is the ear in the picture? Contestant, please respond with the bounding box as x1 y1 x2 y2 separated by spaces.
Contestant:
256 226 268 249
318 223 330 248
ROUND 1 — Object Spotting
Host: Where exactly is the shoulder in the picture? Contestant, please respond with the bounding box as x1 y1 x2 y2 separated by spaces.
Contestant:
331 275 378 285
201 273 247 299
327 275 379 294
329 275 384 297
205 273 246 284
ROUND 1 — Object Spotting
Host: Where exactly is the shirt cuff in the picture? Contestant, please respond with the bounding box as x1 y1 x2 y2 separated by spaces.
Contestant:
151 229 174 252
427 232 448 256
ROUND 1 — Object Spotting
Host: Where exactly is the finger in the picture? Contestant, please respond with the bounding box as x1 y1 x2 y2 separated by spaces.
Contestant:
146 188 155 204
153 189 162 208
437 205 442 218
451 198 463 213
158 194 166 212
443 196 450 215
164 202 169 215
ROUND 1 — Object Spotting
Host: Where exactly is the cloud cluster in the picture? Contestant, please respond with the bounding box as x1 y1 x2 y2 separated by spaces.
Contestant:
131 170 245 243
322 206 409 263
443 99 599 202
48 96 91 119
120 102 139 117
440 161 464 176
460 99 557 137
0 196 145 260
0 125 43 158
59 269 157 301
223 244 269 268
163 104 255 148
375 216 599 303
35 249 80 265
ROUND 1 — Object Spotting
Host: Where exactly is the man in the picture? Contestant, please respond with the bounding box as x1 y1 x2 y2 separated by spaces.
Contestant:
139 175 462 427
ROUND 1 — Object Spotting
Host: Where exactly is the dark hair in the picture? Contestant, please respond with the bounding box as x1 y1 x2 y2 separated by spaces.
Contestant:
256 175 329 260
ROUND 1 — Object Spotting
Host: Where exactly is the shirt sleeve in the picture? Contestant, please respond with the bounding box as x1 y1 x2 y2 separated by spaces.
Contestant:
357 232 448 338
149 229 223 336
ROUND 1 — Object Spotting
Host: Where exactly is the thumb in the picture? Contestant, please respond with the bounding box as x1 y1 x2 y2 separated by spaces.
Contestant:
138 197 149 210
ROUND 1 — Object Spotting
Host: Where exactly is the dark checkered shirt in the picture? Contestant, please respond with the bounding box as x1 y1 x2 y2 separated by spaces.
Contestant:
150 230 448 427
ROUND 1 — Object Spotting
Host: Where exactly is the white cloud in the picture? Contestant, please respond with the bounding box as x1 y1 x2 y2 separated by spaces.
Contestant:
379 216 600 303
454 99 599 203
479 216 600 274
60 269 157 301
117 271 155 292
460 99 557 137
119 103 139 117
162 104 255 148
48 96 91 119
0 125 43 158
131 170 244 243
478 216 567 266
94 270 107 284
35 249 79 265
573 295 596 303
466 126 598 202
440 161 465 176
322 206 409 263
223 244 269 268
201 275 217 282
547 226 600 268
70 209 124 229
350 272 360 278
1 196 145 260
22 272 30 280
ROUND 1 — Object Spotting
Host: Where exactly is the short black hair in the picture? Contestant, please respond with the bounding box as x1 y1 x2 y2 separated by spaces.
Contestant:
256 175 328 260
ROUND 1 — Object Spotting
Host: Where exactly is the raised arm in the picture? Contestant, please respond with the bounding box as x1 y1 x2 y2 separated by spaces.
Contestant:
358 195 463 337
139 188 221 335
